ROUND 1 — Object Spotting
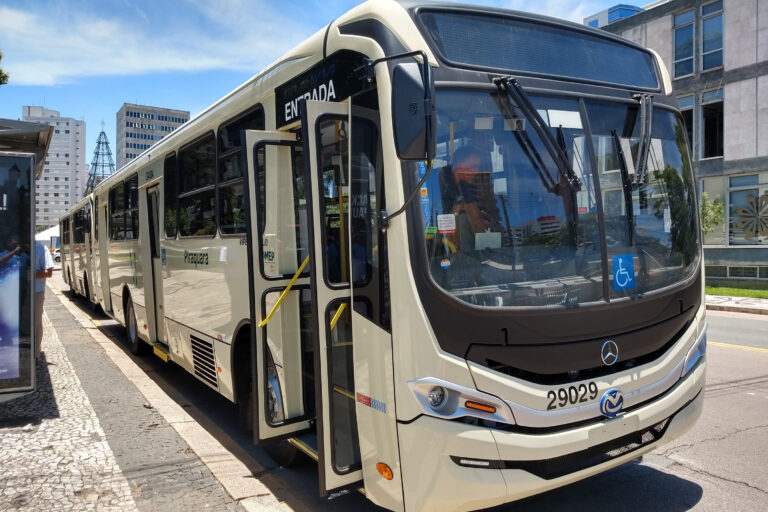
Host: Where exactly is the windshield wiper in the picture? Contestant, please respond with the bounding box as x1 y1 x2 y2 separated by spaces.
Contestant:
494 77 581 191
491 94 558 194
633 93 654 186
611 129 635 245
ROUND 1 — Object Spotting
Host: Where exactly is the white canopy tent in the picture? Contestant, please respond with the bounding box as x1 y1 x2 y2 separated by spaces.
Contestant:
35 224 60 249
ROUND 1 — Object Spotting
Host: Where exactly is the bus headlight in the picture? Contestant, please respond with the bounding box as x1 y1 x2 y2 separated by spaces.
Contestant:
681 324 707 378
408 377 516 425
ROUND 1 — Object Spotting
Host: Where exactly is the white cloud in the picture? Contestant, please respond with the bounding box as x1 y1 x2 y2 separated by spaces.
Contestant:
0 2 314 86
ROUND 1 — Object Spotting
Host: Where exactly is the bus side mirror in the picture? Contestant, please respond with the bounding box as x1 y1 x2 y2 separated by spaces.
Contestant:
391 62 435 161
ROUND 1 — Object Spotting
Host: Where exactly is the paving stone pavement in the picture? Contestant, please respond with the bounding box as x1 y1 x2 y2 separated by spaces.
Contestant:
0 291 246 512
0 312 137 511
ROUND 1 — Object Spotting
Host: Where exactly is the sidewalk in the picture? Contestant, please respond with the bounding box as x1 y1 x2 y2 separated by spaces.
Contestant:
705 294 768 315
0 283 282 512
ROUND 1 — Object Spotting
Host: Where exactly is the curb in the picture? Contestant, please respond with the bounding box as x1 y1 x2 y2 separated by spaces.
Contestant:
705 304 768 316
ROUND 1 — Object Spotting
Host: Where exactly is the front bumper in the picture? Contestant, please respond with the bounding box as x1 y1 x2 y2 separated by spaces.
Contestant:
398 358 705 512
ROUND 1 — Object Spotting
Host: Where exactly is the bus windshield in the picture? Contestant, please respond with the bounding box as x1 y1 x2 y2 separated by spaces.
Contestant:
417 90 699 307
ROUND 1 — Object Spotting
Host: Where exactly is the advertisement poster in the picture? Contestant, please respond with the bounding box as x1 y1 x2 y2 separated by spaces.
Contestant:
0 154 34 390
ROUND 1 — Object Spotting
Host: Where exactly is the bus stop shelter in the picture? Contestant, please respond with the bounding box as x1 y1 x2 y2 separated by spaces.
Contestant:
0 118 53 403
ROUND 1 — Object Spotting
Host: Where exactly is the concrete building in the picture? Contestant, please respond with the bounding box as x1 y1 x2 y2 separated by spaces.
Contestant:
589 0 768 284
115 104 189 169
21 106 87 228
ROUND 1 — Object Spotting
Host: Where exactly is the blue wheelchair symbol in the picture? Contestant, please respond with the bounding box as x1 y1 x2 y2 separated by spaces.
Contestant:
612 254 635 291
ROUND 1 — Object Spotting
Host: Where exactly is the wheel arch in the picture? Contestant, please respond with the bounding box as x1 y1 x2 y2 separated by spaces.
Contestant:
231 320 253 406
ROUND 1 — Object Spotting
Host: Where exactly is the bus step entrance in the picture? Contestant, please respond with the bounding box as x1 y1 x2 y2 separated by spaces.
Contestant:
287 432 318 461
152 342 170 363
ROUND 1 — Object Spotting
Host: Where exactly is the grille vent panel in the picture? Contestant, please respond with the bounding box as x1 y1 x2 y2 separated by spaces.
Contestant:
191 335 218 388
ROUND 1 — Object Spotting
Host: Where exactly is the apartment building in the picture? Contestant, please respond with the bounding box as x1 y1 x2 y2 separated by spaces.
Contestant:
115 103 189 169
21 106 87 228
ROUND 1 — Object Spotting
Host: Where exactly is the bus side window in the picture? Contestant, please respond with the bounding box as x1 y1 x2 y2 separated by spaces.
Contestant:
217 107 264 235
110 182 124 241
178 133 216 237
164 154 177 238
125 175 139 240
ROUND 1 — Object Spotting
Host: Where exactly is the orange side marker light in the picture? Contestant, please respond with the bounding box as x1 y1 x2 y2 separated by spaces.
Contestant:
465 401 496 414
376 462 393 480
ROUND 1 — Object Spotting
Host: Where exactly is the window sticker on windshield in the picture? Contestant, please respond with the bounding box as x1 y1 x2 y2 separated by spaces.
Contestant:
664 208 671 233
437 214 456 234
441 258 451 270
422 191 431 228
418 161 428 178
612 254 636 291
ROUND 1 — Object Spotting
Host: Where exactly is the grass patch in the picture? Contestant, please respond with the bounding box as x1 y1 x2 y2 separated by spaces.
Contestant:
706 286 768 299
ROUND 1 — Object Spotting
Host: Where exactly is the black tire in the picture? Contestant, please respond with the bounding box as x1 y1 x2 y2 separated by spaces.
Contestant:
265 440 304 467
237 381 254 433
83 276 99 312
125 298 146 355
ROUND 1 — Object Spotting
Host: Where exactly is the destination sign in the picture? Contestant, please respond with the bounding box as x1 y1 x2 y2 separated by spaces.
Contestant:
275 51 367 128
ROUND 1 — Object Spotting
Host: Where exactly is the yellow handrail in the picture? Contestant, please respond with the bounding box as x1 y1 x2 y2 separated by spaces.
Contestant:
329 302 348 331
258 255 310 328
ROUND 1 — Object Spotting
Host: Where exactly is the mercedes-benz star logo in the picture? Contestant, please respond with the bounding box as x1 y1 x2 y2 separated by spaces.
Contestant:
600 388 624 417
601 340 619 366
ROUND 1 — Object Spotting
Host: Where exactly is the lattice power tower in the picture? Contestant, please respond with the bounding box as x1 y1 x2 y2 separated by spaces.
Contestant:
85 124 116 196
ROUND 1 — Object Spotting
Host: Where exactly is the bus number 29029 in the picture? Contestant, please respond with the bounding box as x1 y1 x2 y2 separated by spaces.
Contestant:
547 382 599 410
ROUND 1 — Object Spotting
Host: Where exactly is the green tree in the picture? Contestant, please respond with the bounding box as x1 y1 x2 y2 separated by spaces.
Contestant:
699 191 725 234
0 49 8 85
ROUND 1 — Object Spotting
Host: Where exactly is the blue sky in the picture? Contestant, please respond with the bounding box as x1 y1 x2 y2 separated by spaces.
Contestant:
0 0 621 163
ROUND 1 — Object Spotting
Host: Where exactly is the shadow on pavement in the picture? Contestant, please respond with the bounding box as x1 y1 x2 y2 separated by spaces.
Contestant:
0 353 60 427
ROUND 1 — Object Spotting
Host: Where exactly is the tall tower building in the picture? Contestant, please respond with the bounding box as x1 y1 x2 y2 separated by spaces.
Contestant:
116 103 189 169
21 106 87 228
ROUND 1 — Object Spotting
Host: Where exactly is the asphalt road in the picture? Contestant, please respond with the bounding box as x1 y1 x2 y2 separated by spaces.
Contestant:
49 269 768 511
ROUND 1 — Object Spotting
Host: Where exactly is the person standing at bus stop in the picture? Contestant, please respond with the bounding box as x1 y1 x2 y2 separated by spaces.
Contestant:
33 240 53 361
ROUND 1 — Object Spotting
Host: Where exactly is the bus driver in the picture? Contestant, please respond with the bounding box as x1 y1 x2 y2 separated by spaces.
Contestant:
447 146 502 251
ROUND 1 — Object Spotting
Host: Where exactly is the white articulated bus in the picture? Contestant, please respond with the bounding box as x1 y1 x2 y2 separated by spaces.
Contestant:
60 1 707 510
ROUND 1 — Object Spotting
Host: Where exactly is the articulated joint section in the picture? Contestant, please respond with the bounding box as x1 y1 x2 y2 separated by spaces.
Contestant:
408 377 516 425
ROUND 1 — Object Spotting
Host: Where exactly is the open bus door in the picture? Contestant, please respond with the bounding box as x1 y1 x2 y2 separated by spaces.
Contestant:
243 130 314 442
301 99 366 496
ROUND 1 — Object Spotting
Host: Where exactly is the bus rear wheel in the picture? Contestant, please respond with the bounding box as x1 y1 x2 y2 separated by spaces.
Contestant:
125 298 146 355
